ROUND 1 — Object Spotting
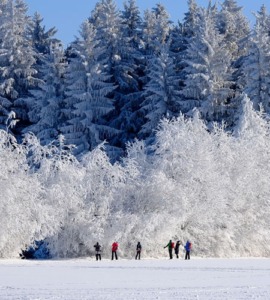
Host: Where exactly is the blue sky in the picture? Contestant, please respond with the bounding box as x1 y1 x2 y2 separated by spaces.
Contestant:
24 0 268 47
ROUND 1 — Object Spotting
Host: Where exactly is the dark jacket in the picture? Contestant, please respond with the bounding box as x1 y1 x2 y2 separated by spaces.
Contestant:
94 243 101 253
136 242 142 252
175 241 181 253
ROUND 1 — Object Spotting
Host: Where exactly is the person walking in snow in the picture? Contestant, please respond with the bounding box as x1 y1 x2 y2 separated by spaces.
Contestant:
174 240 181 259
135 242 142 260
94 242 102 261
111 241 118 260
164 240 174 259
184 240 192 260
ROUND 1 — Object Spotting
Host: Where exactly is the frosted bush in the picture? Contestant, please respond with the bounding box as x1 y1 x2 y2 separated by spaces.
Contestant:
1 96 270 258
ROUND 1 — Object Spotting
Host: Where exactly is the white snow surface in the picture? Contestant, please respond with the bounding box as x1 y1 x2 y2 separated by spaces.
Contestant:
1 258 270 299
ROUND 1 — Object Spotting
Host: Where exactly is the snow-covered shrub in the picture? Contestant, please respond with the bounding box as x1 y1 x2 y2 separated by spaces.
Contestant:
1 95 270 258
114 96 270 258
0 131 55 257
43 143 125 258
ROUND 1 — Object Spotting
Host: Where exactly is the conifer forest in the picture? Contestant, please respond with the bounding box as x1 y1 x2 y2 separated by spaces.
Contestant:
1 0 270 258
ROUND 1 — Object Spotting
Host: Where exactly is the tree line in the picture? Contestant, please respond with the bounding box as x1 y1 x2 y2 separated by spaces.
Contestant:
1 96 270 258
0 0 270 159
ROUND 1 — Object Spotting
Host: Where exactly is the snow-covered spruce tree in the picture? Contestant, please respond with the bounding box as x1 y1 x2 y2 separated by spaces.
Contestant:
170 0 201 115
214 0 251 126
0 0 11 128
169 23 185 77
88 0 135 158
141 3 171 57
0 0 37 133
242 5 270 113
140 3 172 86
23 13 65 144
173 0 202 50
171 0 209 61
102 0 139 105
218 0 250 63
25 42 65 144
29 12 58 57
181 7 233 123
107 0 144 149
121 0 142 50
60 21 114 155
138 4 172 140
139 41 181 138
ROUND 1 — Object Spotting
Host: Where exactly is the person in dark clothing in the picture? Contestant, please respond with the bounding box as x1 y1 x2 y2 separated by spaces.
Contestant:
135 242 142 260
164 240 174 259
111 241 118 260
174 240 181 259
184 240 192 260
94 242 101 261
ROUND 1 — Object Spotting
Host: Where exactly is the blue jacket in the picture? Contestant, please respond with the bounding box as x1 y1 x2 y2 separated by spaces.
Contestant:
185 241 192 251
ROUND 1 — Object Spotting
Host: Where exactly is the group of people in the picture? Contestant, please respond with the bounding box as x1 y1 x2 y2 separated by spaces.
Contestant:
93 241 142 261
164 240 192 260
93 240 192 261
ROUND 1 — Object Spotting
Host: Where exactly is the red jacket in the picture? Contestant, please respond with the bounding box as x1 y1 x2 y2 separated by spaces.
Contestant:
112 242 118 252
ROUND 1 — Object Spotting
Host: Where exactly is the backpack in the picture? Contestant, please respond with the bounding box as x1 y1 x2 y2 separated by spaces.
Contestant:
112 242 118 251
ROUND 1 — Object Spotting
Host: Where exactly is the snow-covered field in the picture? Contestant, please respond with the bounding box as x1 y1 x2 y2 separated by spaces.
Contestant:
1 258 270 299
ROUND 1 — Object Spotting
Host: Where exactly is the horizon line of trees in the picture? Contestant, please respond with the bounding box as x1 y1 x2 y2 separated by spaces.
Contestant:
0 0 270 159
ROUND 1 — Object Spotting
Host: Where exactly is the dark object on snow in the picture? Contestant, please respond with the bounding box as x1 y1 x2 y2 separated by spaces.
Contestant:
94 242 101 260
135 242 142 260
20 240 50 259
174 240 181 259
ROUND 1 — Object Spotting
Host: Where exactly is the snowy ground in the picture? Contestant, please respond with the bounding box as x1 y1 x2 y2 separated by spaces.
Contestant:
1 258 270 299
